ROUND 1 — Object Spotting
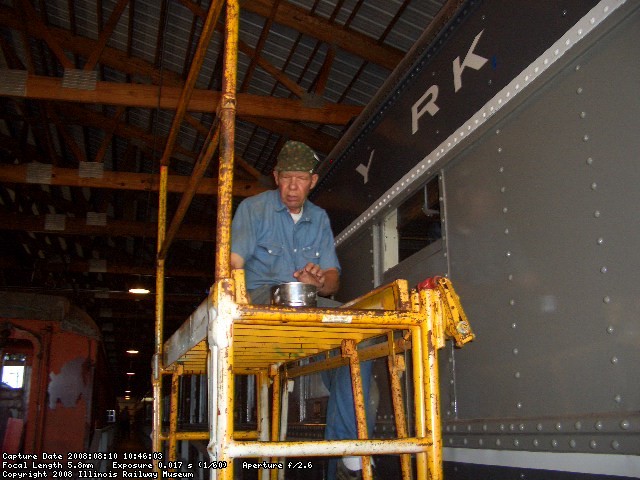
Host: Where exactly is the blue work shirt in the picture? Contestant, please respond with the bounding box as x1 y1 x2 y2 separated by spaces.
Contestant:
231 189 341 291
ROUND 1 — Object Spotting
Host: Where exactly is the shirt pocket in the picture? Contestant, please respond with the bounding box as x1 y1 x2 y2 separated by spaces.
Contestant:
301 244 321 262
256 242 283 270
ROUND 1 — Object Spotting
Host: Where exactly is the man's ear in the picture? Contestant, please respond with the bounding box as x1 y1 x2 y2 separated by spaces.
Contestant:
310 173 319 189
273 171 279 186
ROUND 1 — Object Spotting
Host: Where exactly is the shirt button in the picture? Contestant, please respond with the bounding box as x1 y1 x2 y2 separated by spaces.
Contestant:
268 249 272 254
293 249 297 253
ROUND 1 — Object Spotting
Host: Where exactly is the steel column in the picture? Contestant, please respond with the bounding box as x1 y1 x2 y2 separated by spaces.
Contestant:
388 347 412 480
152 164 169 474
342 339 373 480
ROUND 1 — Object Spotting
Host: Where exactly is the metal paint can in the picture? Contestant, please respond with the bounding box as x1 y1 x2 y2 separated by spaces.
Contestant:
271 282 317 307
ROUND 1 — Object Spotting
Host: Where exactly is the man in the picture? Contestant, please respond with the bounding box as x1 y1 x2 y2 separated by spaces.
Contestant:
230 140 374 480
230 140 340 305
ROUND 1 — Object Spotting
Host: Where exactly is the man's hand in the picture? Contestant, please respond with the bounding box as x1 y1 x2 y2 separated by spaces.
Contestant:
293 263 339 296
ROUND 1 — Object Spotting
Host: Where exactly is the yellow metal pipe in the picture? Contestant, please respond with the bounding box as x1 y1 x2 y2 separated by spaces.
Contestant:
209 1 239 476
342 340 373 480
388 352 412 480
211 281 237 480
162 431 258 442
215 0 239 281
257 370 270 480
169 366 182 463
152 164 169 474
164 430 258 441
422 289 443 480
228 437 432 458
410 324 427 480
237 304 426 327
286 337 411 378
270 366 281 480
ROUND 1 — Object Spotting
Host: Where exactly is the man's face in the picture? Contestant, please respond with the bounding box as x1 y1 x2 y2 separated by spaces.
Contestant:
274 171 318 214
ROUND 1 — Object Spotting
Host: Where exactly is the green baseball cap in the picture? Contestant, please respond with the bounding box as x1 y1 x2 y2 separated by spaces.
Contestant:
274 141 318 173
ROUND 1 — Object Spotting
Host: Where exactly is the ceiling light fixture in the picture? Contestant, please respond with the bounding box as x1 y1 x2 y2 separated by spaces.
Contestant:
128 275 150 295
126 372 135 376
126 349 139 354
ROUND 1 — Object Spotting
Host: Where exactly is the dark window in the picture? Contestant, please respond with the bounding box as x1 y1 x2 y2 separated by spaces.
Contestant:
397 176 442 262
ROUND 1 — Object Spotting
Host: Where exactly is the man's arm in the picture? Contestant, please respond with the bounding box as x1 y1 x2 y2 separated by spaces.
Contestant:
230 252 245 269
320 267 340 296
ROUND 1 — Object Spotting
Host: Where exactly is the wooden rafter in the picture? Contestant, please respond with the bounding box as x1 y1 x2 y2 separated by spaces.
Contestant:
2 74 363 126
240 0 403 70
0 211 216 242
0 164 267 198
19 0 73 69
85 0 130 71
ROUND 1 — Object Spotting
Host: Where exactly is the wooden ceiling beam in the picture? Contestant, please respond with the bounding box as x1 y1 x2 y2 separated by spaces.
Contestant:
19 0 74 69
0 164 267 198
42 258 211 278
85 0 130 71
0 211 216 242
55 104 198 163
238 39 307 99
240 0 403 71
4 74 362 124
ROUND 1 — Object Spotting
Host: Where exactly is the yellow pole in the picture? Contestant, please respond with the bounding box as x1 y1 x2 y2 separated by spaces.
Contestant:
422 289 443 480
169 366 183 464
270 366 281 480
342 340 373 480
387 347 412 480
152 164 169 474
215 0 239 281
210 2 239 479
410 322 427 479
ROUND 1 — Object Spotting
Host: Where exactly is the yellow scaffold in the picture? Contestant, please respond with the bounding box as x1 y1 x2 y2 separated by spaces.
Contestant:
151 1 475 479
